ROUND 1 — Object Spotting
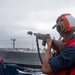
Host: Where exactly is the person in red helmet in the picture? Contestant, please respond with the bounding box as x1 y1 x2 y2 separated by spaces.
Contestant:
42 13 75 75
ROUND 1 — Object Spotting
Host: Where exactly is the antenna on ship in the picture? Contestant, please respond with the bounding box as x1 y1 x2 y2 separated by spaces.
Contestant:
11 38 16 50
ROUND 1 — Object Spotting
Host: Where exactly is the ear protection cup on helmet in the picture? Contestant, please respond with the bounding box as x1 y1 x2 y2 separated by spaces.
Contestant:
56 22 61 32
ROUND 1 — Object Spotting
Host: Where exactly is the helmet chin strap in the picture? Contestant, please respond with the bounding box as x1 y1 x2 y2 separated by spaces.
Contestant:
59 31 65 37
59 28 67 37
60 31 74 42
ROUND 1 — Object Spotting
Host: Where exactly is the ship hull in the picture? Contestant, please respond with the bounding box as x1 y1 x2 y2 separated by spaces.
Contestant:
0 50 45 69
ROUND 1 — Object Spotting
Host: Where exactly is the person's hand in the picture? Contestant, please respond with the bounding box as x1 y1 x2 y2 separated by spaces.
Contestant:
46 37 52 48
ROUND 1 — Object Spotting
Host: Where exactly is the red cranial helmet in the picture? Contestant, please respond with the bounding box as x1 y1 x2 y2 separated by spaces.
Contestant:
56 13 75 33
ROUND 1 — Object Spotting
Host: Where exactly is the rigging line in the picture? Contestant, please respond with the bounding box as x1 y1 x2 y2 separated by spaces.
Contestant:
0 51 8 58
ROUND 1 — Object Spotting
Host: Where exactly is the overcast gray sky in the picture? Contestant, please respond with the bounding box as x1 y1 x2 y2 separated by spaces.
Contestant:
0 0 75 48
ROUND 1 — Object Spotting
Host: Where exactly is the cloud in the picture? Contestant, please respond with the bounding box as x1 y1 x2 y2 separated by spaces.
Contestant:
0 0 75 48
